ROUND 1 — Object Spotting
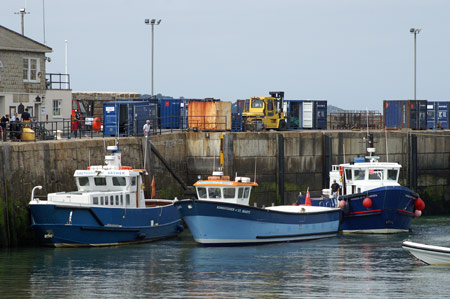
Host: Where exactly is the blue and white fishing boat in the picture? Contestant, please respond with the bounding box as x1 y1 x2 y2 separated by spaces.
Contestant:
174 171 340 245
302 134 425 234
29 145 183 247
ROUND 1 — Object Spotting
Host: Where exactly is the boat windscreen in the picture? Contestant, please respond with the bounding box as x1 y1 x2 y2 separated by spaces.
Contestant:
387 169 398 181
197 187 207 199
224 188 236 199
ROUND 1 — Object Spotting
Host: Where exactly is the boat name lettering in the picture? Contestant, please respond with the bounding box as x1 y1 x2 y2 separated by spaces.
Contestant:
76 171 95 175
216 206 251 214
106 171 128 175
197 181 233 185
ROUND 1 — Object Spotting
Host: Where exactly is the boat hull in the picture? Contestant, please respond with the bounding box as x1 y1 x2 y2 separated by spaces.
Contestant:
175 200 340 245
402 240 450 265
340 186 417 233
29 203 183 247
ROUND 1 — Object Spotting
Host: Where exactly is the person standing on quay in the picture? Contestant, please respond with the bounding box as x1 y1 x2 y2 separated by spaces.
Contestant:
21 108 31 122
0 114 9 141
143 120 151 138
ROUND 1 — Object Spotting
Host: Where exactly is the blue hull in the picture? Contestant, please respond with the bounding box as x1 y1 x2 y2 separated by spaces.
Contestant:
29 204 183 247
175 200 340 245
299 186 417 233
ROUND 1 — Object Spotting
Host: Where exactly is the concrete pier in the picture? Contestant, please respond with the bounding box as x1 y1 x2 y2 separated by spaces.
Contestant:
1 130 450 246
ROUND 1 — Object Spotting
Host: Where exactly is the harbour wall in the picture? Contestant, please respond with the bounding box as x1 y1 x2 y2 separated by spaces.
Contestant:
1 130 450 246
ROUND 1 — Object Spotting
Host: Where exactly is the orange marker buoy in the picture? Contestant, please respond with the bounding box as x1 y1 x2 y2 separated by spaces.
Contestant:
363 197 372 208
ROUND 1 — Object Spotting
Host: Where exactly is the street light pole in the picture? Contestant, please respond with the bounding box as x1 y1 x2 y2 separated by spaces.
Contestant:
14 8 30 35
410 28 421 101
145 19 162 98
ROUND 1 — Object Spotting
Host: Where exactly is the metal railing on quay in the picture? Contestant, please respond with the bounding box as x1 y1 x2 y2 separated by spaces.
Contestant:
0 115 232 142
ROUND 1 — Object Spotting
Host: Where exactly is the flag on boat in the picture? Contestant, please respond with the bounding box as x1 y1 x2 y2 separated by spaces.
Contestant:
151 176 156 199
305 187 311 206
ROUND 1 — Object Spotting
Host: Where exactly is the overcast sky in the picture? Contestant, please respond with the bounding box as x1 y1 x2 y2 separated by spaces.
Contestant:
2 0 450 110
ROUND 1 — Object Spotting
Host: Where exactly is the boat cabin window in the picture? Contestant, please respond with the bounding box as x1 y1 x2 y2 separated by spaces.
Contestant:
100 196 104 205
208 187 222 199
79 177 90 186
120 195 123 205
345 169 352 181
243 187 250 199
354 169 366 180
387 169 398 181
197 187 207 199
113 177 127 186
126 194 130 206
131 177 137 186
94 177 107 186
93 197 98 204
238 187 244 199
223 188 236 199
110 195 114 205
368 169 383 180
115 195 119 205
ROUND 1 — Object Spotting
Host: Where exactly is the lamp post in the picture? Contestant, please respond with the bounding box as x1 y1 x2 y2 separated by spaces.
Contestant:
14 8 30 35
410 28 421 101
145 19 162 98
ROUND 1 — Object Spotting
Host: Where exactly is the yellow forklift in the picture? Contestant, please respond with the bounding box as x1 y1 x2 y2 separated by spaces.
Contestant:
242 91 286 131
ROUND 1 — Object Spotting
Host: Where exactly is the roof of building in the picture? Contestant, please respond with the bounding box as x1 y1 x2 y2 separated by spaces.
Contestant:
0 25 52 53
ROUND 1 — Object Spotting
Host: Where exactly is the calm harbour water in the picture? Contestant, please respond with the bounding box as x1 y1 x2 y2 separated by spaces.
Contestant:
1 216 450 298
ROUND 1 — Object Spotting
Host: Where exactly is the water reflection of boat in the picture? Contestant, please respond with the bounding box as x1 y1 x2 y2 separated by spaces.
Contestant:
175 171 340 245
29 145 183 247
299 134 425 234
402 240 450 265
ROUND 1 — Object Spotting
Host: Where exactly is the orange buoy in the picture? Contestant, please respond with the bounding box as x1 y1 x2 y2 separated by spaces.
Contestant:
363 197 372 208
414 210 422 217
414 198 425 211
339 200 346 209
92 117 102 132
120 166 132 170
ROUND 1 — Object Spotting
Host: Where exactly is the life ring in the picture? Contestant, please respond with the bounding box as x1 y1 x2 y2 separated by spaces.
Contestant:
92 117 102 132
339 166 344 177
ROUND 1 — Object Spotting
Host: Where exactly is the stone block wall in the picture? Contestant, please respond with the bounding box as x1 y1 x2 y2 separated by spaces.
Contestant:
0 50 46 94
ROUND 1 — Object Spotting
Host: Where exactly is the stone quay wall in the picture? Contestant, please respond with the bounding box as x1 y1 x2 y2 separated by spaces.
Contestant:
1 130 450 246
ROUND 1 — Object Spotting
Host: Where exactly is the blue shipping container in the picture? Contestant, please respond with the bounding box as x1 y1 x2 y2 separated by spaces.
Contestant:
103 101 157 137
384 100 403 129
427 101 449 129
384 100 427 130
158 99 181 129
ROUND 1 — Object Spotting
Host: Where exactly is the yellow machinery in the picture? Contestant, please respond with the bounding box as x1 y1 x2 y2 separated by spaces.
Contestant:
242 91 286 131
21 127 35 141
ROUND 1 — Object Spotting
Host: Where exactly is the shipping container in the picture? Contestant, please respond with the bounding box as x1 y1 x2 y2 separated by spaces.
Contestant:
158 99 181 129
103 101 157 137
188 101 231 131
232 113 243 132
384 100 427 130
427 101 449 129
286 100 327 129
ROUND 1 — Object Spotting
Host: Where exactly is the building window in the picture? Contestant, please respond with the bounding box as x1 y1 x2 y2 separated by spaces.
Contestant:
23 57 40 82
0 59 3 81
53 99 62 116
